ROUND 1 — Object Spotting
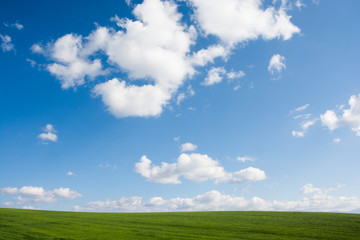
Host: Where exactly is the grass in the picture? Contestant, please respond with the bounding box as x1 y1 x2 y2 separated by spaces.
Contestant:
0 208 359 239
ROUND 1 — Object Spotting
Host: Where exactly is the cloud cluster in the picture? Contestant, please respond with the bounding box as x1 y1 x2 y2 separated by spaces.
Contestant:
1 186 81 204
32 0 300 118
74 184 360 212
34 0 197 117
38 124 58 142
135 153 266 184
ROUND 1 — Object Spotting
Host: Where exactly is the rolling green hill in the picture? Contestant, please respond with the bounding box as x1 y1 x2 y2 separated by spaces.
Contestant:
0 208 359 239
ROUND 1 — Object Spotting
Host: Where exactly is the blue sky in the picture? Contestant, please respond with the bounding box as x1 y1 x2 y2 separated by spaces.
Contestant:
1 0 360 212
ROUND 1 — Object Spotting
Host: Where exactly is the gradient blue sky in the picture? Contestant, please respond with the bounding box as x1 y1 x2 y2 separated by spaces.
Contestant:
1 0 360 212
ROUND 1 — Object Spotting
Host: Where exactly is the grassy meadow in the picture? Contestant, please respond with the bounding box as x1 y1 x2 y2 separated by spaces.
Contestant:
0 208 359 239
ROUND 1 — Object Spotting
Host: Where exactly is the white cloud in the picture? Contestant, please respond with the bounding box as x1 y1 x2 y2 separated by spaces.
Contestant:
66 171 75 176
233 85 241 91
1 187 18 195
291 104 310 114
175 85 195 106
32 0 302 118
99 163 118 170
301 183 323 195
333 138 341 143
176 93 186 105
93 78 171 118
74 184 360 212
188 0 300 46
181 142 198 152
1 186 81 204
203 67 226 86
320 94 360 136
301 119 317 130
292 130 304 137
146 197 166 207
40 33 105 89
52 188 82 200
293 113 311 120
2 202 15 207
74 196 143 211
0 34 15 52
237 156 256 162
22 206 37 210
125 0 132 7
38 124 58 142
227 70 245 80
4 22 24 30
83 0 197 117
268 54 286 77
290 106 318 137
189 45 229 67
26 58 37 67
134 153 266 184
30 44 43 54
102 0 196 91
295 0 305 9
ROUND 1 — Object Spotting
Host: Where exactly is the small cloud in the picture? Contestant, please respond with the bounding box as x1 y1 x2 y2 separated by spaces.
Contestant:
187 86 195 96
301 119 318 130
203 67 226 86
38 124 58 143
249 82 254 89
293 113 311 120
293 104 310 113
227 70 245 80
26 58 37 67
233 85 241 91
30 43 44 54
0 34 15 52
268 54 286 79
176 93 185 106
333 138 341 144
237 156 256 162
4 21 24 30
295 0 305 10
181 142 198 152
292 131 304 137
66 171 75 176
173 136 180 142
203 68 245 86
2 202 15 207
22 206 36 210
99 163 117 170
125 0 132 7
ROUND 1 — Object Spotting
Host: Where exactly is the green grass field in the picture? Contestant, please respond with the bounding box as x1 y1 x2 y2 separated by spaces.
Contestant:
0 208 359 239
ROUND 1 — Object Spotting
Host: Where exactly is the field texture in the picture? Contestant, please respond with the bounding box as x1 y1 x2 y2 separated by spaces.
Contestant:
0 208 359 239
